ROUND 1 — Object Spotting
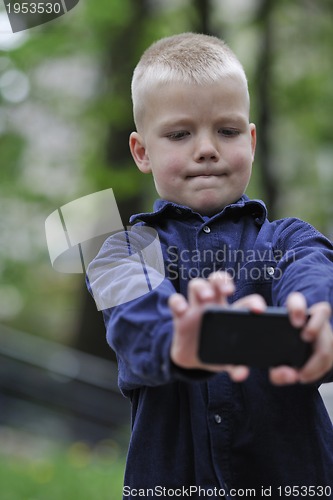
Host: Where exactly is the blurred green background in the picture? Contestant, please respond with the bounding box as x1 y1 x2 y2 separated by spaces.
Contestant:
0 0 332 498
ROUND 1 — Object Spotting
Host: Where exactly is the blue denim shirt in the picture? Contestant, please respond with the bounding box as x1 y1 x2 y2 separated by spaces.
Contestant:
89 195 333 499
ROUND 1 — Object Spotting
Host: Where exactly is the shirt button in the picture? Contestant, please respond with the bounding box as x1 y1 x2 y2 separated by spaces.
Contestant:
203 226 211 234
267 266 275 276
214 414 222 424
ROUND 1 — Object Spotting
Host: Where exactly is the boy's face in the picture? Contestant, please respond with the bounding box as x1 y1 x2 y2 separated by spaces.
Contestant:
130 77 256 216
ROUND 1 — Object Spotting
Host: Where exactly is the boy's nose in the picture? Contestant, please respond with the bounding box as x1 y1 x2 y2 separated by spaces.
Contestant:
194 136 220 162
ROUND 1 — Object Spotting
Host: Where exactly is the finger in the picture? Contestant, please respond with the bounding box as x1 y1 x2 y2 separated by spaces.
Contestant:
303 302 332 342
208 271 235 306
233 293 267 313
168 293 188 318
208 271 235 292
200 363 250 382
298 322 333 383
269 366 300 385
286 292 307 328
226 365 250 382
187 278 216 306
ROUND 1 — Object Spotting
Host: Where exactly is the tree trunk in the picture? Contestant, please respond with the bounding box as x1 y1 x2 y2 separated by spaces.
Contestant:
255 0 278 219
74 0 151 359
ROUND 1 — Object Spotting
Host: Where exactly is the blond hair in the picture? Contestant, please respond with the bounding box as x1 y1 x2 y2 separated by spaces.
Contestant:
131 32 249 130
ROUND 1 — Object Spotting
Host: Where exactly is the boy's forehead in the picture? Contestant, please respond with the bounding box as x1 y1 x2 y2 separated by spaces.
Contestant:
145 78 250 114
134 73 250 133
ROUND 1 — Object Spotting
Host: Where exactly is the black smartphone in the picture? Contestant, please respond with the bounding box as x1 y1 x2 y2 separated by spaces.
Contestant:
198 306 312 368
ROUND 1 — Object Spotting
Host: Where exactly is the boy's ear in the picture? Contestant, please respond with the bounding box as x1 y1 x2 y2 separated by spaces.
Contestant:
129 132 151 174
250 123 256 161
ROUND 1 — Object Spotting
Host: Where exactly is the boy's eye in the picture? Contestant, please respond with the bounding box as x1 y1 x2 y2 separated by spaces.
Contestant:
219 128 240 137
166 131 189 141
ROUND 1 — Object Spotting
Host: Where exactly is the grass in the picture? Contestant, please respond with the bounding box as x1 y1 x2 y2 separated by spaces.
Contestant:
0 437 126 500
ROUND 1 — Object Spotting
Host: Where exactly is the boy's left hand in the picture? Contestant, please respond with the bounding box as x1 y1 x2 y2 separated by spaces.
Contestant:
270 293 333 385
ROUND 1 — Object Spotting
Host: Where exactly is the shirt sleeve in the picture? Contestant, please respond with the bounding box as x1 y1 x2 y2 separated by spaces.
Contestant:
86 225 211 393
271 218 333 383
271 218 333 314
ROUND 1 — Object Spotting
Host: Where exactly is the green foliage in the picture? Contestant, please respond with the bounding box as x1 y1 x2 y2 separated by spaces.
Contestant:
0 442 125 500
0 132 25 184
0 2 332 483
0 0 332 341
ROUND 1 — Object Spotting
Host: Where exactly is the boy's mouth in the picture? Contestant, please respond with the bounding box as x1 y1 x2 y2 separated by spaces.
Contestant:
186 172 226 179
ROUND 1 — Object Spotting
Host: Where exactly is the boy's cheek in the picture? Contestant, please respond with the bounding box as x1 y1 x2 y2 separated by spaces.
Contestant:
230 148 253 169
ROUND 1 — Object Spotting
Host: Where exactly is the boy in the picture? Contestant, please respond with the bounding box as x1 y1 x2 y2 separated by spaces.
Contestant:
88 33 333 498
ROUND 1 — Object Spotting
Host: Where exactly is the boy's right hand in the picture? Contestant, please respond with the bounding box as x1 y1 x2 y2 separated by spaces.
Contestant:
168 271 267 382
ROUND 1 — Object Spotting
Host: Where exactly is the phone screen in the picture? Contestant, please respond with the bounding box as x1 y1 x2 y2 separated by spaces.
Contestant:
198 307 312 368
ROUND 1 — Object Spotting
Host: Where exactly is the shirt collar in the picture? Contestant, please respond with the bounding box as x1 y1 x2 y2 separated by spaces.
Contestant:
129 195 267 226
